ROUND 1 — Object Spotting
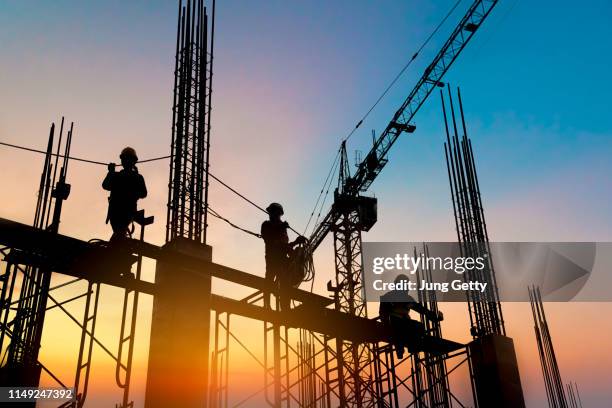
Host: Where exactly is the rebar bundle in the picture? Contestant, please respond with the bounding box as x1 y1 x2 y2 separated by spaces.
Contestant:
442 87 505 338
529 286 572 408
0 119 73 389
166 0 215 244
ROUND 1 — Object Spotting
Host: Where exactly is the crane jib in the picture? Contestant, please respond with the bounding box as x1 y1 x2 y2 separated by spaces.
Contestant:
307 0 498 251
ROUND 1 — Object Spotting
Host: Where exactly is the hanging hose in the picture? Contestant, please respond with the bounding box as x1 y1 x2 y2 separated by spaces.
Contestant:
288 242 316 289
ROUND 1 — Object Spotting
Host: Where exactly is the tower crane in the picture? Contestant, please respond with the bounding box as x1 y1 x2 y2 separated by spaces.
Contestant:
304 1 499 405
308 0 498 252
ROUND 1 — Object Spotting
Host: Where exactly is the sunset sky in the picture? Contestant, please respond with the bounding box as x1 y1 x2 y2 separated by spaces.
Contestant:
1 0 612 406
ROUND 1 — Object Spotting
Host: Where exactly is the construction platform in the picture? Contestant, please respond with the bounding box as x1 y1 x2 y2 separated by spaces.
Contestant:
0 217 463 352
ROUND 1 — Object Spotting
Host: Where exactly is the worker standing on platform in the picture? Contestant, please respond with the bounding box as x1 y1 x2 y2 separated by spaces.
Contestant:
103 147 147 241
261 202 305 310
379 274 443 358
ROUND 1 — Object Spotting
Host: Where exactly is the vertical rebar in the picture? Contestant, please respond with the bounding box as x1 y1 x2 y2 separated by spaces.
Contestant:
167 0 214 245
441 86 504 338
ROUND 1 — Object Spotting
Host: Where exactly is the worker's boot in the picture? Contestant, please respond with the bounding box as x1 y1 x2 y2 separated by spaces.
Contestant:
395 344 404 359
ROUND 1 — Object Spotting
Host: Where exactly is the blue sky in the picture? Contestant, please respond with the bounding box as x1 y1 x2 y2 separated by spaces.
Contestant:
2 0 611 240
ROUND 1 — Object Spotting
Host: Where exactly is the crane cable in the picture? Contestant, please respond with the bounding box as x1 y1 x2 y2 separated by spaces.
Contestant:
0 140 169 166
0 139 300 237
207 206 261 239
303 0 464 235
342 0 463 144
310 153 341 235
302 147 341 235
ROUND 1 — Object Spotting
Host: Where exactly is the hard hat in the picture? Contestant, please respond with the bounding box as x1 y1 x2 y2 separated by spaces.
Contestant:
266 202 284 216
394 274 411 284
120 146 138 162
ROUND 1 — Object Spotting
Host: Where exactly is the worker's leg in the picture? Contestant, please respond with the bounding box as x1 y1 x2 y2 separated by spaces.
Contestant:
279 273 290 311
110 218 130 241
264 267 274 309
390 317 425 357
278 257 293 311
389 316 406 359
399 318 425 353
265 260 283 310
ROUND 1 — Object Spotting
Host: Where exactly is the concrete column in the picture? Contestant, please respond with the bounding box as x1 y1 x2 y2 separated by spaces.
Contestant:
145 238 213 408
468 334 525 408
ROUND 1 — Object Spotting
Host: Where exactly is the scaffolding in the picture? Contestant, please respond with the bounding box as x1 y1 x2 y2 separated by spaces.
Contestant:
0 217 468 406
0 118 73 391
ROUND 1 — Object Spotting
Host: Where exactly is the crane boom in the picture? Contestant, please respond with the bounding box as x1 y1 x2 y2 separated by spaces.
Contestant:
308 0 498 251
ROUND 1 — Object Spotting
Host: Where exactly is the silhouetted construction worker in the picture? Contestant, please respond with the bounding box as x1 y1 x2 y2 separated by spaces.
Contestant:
103 147 147 241
379 274 443 358
261 202 305 310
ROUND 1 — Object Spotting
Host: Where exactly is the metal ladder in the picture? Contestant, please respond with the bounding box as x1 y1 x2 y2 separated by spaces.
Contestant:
0 257 18 354
72 281 100 408
372 343 399 408
322 335 341 407
115 210 153 408
209 310 230 408
115 280 140 408
264 297 291 407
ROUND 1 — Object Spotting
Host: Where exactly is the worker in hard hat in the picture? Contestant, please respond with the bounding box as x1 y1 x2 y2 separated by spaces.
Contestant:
379 274 443 358
261 202 306 310
102 147 148 241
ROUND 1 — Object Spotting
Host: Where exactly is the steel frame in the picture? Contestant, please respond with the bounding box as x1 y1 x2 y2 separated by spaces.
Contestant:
0 118 73 393
115 221 150 408
210 310 230 407
0 117 154 407
330 207 375 407
72 281 100 407
0 218 470 407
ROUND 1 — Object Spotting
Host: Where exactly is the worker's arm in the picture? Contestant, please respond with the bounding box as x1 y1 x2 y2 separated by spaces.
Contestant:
102 163 115 191
137 173 147 199
409 302 443 322
290 235 307 247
